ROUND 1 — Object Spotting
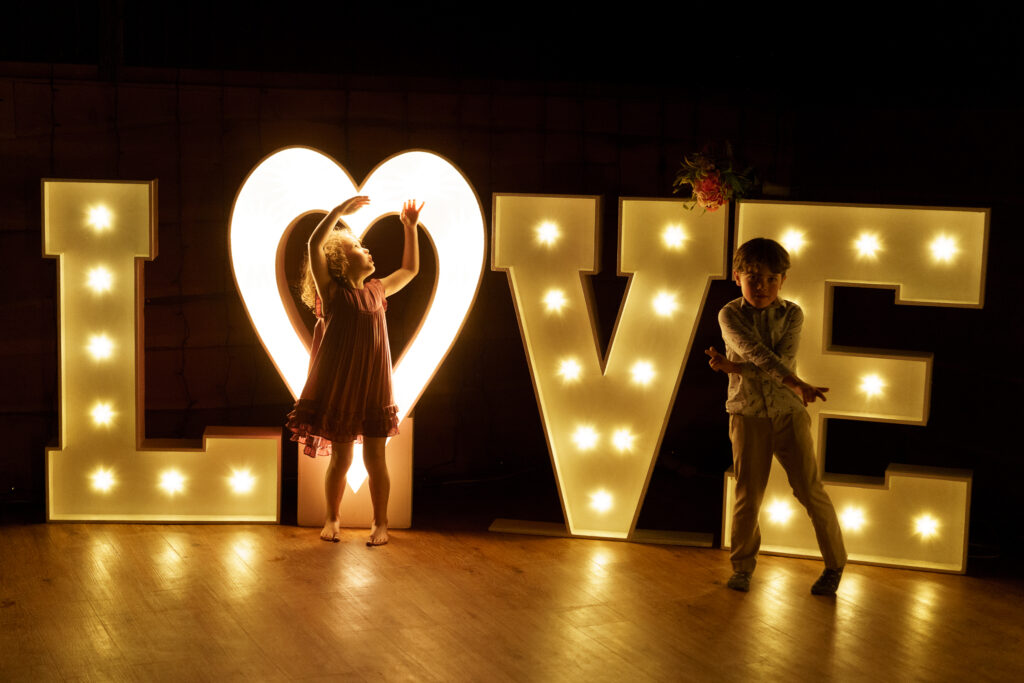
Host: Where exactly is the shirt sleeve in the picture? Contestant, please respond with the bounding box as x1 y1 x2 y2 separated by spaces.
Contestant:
774 305 802 377
718 303 800 383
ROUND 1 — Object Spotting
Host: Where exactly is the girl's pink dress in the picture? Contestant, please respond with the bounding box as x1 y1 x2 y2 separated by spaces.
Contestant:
286 279 399 457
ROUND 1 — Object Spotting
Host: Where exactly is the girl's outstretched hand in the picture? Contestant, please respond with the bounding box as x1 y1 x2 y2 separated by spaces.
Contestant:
337 195 370 215
400 199 425 228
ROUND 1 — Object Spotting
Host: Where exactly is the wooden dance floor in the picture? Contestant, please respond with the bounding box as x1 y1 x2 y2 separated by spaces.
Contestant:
1 522 1021 681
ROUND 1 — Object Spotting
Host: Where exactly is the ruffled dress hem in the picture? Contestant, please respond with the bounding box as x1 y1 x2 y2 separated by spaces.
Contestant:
287 400 399 458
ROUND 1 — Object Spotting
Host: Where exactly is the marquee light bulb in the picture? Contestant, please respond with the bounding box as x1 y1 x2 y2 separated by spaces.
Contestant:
159 470 186 495
229 469 256 494
652 291 679 317
841 506 866 532
90 402 114 426
86 266 113 293
766 499 794 524
544 289 567 313
90 467 115 492
854 233 882 259
662 224 687 249
612 428 635 453
914 513 940 538
572 425 599 451
536 221 560 246
930 235 958 263
87 205 112 231
86 334 114 361
780 229 806 255
860 373 885 397
590 490 613 513
630 360 655 386
558 358 582 382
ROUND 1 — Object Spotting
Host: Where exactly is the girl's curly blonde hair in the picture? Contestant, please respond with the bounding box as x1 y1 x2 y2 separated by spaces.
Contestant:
299 228 354 311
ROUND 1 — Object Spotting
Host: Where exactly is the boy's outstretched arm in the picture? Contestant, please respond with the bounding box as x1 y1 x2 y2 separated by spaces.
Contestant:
705 347 742 374
718 306 797 383
781 375 829 406
718 303 828 405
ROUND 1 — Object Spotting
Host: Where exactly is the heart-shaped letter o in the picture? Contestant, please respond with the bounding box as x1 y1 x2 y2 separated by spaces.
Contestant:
229 147 486 433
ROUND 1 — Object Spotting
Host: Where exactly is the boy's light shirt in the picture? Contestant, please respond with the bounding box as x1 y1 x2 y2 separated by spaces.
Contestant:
719 297 806 417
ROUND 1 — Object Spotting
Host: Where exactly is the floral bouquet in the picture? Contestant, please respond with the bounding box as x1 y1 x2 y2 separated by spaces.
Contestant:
672 144 756 212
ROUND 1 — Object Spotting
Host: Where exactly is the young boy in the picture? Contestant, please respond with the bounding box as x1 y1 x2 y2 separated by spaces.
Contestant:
705 237 846 595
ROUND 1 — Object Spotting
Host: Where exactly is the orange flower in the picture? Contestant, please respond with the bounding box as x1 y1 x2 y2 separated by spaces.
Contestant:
694 175 725 211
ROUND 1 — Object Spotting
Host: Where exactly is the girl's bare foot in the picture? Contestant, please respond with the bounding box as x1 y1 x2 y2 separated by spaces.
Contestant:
321 518 341 542
366 523 389 546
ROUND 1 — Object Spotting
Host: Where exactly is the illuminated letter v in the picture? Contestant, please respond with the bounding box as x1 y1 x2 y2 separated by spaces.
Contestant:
493 196 727 538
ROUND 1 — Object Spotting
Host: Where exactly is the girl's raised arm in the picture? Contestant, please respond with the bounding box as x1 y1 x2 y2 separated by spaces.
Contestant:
307 195 370 302
380 199 424 297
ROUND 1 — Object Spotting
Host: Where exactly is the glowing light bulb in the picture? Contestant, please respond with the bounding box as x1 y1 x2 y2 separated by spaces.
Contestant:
860 373 885 398
612 428 635 453
90 402 114 426
841 506 866 532
590 490 613 513
91 467 115 492
229 469 256 494
630 360 655 386
780 229 806 255
854 233 882 259
572 425 599 451
914 513 939 538
536 221 560 246
930 235 958 263
86 334 114 361
766 499 794 524
652 291 679 318
86 266 113 293
87 205 112 231
544 289 567 313
558 358 582 382
159 470 186 495
662 224 686 249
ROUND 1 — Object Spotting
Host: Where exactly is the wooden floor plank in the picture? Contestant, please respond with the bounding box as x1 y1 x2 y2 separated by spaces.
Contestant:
0 522 1020 681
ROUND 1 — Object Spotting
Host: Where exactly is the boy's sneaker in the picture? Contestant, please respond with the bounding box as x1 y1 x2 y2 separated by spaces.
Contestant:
727 571 752 592
811 568 843 595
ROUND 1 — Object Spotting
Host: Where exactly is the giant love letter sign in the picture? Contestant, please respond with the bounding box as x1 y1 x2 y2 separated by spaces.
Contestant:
496 195 987 571
493 195 727 538
44 180 280 521
230 148 485 527
723 201 987 572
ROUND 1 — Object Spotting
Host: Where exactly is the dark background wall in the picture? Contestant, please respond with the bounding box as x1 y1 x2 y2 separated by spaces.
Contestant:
1 4 1021 573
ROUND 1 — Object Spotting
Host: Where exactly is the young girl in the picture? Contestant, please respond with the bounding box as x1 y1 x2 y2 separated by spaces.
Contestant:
287 195 423 546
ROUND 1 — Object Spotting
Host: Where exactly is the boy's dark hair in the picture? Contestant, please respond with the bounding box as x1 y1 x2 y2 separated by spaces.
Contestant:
733 238 791 274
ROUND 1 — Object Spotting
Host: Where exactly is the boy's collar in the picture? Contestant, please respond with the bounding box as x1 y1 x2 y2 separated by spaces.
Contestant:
739 297 787 311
